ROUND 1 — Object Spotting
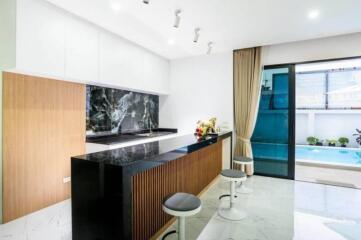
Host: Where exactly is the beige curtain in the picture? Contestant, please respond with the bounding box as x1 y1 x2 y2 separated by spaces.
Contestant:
234 47 262 175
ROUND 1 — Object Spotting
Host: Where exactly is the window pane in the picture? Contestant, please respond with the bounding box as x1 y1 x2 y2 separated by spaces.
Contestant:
328 70 361 109
252 67 290 177
296 73 326 109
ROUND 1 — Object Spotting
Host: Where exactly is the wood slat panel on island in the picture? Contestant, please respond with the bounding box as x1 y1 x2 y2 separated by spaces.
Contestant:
3 72 86 222
132 141 222 240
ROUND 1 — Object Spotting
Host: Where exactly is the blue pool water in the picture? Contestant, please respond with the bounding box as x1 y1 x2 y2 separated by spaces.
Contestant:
296 145 361 166
252 143 361 167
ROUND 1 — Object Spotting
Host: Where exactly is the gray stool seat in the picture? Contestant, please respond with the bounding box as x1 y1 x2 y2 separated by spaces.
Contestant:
233 157 253 195
162 193 201 240
233 156 253 164
221 169 246 179
163 192 201 212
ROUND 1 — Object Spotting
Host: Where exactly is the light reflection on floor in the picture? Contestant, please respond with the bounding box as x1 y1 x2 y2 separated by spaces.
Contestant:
1 176 359 240
162 176 361 240
294 211 361 240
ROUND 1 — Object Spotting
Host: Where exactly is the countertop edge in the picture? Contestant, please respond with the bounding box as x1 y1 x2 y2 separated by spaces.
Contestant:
72 131 233 170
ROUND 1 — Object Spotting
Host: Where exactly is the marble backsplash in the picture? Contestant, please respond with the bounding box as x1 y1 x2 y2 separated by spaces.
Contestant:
86 85 159 135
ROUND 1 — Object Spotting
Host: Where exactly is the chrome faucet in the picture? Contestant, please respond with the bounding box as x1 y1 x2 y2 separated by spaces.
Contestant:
148 117 152 135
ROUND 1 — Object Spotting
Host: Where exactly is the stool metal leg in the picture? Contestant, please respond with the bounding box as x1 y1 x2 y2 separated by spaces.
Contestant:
236 181 253 194
178 216 185 240
218 180 247 221
230 180 236 208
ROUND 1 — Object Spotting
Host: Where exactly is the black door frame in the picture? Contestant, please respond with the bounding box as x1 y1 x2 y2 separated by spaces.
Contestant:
253 56 361 180
254 64 296 180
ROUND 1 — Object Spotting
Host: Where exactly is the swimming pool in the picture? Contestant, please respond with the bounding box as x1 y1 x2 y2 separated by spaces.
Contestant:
296 145 361 167
251 142 361 167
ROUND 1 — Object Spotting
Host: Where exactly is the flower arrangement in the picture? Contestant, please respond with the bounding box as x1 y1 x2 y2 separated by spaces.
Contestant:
195 117 217 138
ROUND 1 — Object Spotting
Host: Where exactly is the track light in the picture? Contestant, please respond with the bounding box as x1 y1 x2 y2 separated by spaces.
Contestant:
174 9 182 28
193 28 200 43
207 42 213 54
143 0 149 4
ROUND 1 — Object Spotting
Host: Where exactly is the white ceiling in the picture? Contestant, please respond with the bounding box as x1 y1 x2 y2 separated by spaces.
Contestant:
45 0 361 60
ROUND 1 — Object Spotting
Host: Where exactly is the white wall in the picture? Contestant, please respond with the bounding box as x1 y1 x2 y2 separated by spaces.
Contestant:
161 32 361 133
262 32 361 65
0 0 16 224
296 110 361 147
14 0 169 95
160 52 233 133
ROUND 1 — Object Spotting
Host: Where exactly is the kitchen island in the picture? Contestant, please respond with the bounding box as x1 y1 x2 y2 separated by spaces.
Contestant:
71 131 232 240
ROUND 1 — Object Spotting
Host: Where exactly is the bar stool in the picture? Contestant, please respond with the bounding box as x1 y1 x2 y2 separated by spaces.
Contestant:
218 169 247 221
162 192 202 240
233 156 254 194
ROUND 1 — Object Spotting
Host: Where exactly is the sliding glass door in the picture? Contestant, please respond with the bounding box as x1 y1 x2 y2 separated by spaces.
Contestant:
251 65 295 179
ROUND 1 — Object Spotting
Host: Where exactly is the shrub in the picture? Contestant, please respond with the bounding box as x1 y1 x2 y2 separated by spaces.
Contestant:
327 139 337 145
338 137 349 146
306 136 318 145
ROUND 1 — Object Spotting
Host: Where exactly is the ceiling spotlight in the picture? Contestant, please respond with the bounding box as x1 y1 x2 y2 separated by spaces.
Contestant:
207 42 213 55
173 9 182 28
193 28 201 43
167 39 175 45
110 1 122 11
143 0 149 4
308 9 320 19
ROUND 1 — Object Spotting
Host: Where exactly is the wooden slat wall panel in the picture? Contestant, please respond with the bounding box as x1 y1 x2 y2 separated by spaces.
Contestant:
132 142 222 240
3 72 86 222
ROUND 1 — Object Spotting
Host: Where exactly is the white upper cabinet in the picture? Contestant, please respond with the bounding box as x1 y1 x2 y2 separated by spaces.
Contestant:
142 51 169 94
99 32 144 91
15 0 169 95
64 18 99 82
99 32 169 94
16 0 65 77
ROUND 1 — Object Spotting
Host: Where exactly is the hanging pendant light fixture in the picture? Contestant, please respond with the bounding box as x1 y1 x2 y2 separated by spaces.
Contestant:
143 0 149 4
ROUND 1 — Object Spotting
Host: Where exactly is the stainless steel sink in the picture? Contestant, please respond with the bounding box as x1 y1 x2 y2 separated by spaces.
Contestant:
135 133 153 137
134 132 172 137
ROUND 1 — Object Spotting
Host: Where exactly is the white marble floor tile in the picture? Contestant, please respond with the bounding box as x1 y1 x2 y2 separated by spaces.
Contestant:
197 176 361 240
0 200 71 240
1 176 361 240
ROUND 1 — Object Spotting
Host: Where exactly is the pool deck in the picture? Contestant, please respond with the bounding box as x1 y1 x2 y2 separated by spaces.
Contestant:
297 144 361 151
296 158 361 171
295 146 361 189
296 158 361 188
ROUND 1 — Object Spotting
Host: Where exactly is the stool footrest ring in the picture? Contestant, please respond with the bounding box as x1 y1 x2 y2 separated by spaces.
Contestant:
219 194 238 200
162 230 177 240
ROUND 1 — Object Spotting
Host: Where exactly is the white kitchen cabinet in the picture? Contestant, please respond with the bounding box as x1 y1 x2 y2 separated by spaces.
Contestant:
65 18 99 82
16 0 65 77
99 32 144 91
15 0 169 95
142 51 169 94
99 31 170 94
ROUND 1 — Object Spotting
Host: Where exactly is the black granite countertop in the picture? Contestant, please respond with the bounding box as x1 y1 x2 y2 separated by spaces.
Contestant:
73 131 232 169
86 128 178 145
